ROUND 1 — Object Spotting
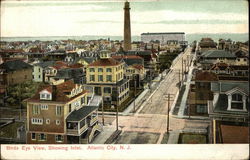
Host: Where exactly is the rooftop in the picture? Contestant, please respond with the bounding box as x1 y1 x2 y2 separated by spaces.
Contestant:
28 80 87 103
141 32 185 35
220 125 249 143
201 50 236 58
66 106 98 122
0 60 32 72
195 71 218 81
88 58 121 67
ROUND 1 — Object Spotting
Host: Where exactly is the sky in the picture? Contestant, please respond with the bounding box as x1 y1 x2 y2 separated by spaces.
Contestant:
1 0 249 37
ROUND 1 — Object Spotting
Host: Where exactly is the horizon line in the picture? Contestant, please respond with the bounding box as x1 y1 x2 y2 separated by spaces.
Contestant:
1 32 249 38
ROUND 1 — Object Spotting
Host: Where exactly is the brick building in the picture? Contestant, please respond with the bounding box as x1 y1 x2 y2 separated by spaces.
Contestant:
26 80 102 144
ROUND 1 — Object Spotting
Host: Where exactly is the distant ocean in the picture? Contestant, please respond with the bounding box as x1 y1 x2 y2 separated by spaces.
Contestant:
1 33 248 43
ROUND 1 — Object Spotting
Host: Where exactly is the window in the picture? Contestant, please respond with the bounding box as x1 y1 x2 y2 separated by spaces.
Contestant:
38 133 46 141
41 94 46 99
231 93 243 110
69 104 71 112
89 68 95 72
81 96 85 105
98 75 103 82
56 106 62 116
104 87 111 93
46 119 50 124
106 75 112 82
40 93 52 100
39 68 41 72
106 68 112 72
31 118 43 125
55 135 64 142
90 75 95 81
98 68 103 72
41 104 48 110
32 105 40 115
46 94 51 99
196 105 207 113
31 133 36 140
232 94 242 101
56 120 60 125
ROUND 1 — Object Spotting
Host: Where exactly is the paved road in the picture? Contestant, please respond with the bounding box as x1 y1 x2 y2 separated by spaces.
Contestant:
108 48 195 144
95 47 210 144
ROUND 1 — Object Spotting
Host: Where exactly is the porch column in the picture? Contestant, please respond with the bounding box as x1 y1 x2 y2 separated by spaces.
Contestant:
242 95 247 111
78 122 80 135
227 94 231 110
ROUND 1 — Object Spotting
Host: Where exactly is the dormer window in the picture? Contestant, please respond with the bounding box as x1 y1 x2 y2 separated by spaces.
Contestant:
227 90 247 112
40 90 52 100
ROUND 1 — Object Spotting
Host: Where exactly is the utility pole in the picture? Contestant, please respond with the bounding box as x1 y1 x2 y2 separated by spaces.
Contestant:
116 84 119 131
184 59 186 74
181 57 183 85
102 88 104 125
178 69 181 89
134 78 136 112
167 93 170 133
188 104 191 119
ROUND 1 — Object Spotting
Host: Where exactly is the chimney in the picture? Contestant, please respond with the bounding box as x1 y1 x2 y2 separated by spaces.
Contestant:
52 85 57 100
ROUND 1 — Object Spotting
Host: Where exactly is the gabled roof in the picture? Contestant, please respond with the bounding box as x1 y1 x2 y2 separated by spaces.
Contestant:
28 80 87 103
210 63 229 70
0 60 32 72
213 94 249 114
201 50 236 58
80 57 96 64
88 58 121 67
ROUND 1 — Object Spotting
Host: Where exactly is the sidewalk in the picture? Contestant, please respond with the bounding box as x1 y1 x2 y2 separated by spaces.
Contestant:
167 130 181 144
91 125 116 144
177 53 195 117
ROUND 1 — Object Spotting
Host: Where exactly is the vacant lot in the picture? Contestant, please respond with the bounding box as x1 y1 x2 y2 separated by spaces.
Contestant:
115 131 160 144
178 133 207 144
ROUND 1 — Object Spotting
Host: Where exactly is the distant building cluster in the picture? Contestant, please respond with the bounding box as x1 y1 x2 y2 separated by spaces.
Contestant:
187 37 249 144
141 32 186 44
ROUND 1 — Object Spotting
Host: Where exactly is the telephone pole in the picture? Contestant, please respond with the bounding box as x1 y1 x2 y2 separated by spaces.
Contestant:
181 57 183 85
101 88 104 125
116 84 119 131
178 69 181 89
167 93 170 133
134 78 136 112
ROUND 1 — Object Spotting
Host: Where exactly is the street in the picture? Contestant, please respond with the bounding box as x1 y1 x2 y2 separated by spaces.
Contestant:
97 47 210 144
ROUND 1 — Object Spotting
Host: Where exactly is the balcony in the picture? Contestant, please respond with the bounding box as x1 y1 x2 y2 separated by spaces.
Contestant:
90 116 98 126
66 122 88 136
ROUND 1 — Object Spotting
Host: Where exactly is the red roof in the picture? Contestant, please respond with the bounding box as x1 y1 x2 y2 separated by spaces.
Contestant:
28 80 87 103
69 63 84 68
220 125 249 143
210 63 229 70
89 58 121 67
132 64 144 70
52 61 68 70
112 55 143 60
